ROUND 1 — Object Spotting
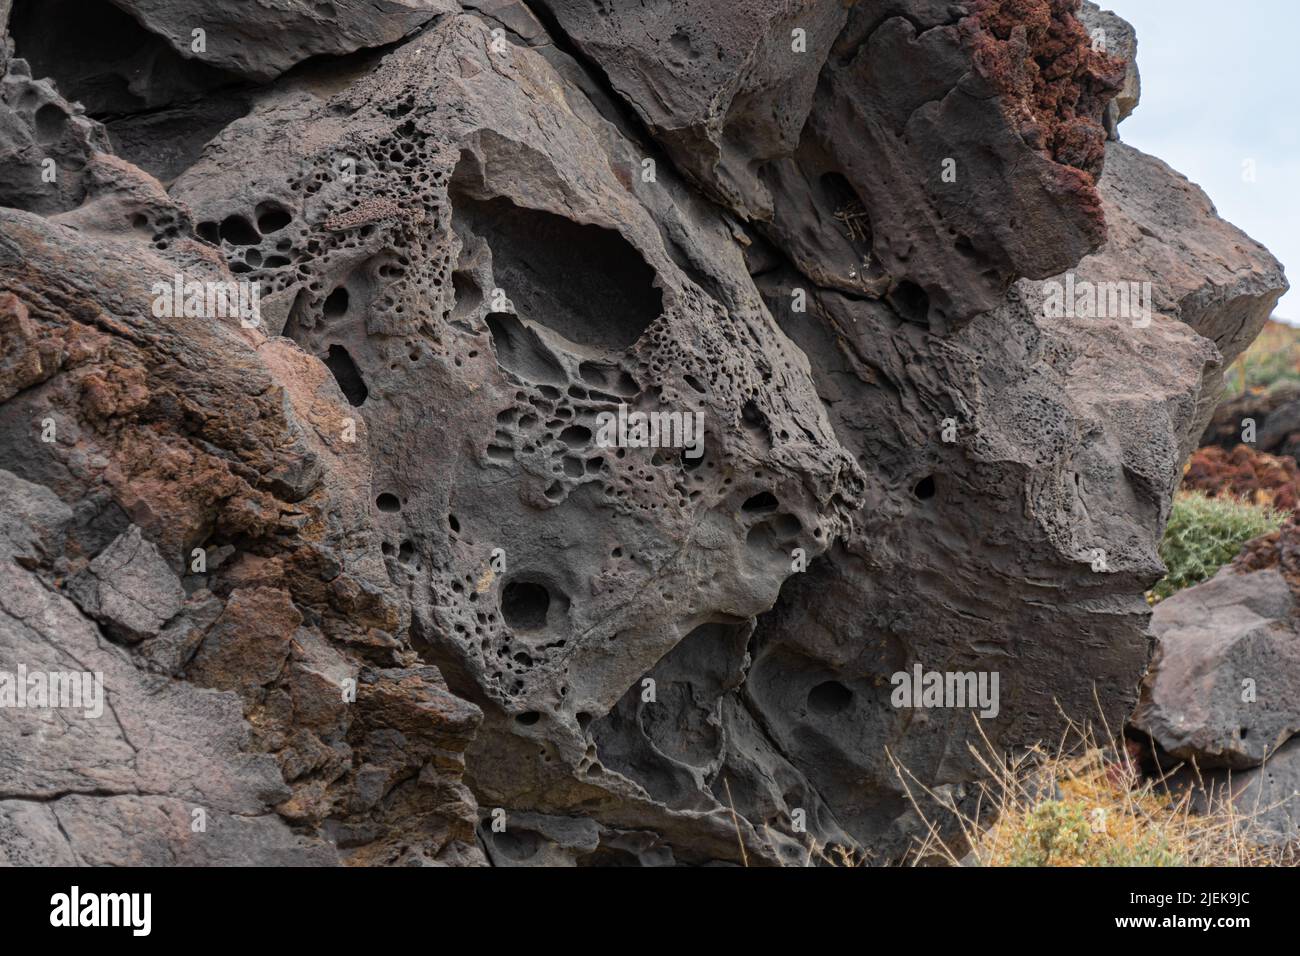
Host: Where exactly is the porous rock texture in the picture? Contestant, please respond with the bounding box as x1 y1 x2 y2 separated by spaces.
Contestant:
0 1 1287 865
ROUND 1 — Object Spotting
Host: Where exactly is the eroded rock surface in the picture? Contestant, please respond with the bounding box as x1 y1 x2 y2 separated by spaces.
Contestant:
103 0 455 82
0 0 1288 866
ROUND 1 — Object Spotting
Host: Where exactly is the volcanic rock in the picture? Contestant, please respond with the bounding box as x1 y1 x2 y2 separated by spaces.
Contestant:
0 0 1289 866
1204 382 1300 461
83 0 455 83
1172 736 1300 848
1133 565 1300 770
1079 2 1140 132
66 524 186 644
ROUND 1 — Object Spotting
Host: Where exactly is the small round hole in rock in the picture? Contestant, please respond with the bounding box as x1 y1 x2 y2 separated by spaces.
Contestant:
219 214 260 246
376 493 401 513
255 202 293 234
501 580 550 631
807 680 853 715
516 711 541 726
323 286 349 319
743 491 779 512
889 280 931 325
559 425 591 448
913 476 936 500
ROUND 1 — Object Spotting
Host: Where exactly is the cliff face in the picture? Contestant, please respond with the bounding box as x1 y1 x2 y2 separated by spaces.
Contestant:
0 1 1287 865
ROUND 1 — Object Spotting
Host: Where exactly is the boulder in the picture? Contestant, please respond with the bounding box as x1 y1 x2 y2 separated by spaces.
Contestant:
0 0 1289 865
67 524 186 643
1171 736 1300 849
1134 566 1300 769
1203 382 1300 461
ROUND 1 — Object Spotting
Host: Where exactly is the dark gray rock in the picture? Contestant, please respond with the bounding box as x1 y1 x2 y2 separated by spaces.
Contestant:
107 0 456 82
531 0 849 222
0 56 111 212
1134 567 1300 769
1172 736 1300 848
0 0 1288 867
67 525 186 643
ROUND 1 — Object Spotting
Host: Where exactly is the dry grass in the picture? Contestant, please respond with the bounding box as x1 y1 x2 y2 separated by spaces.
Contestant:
749 700 1296 867
886 707 1294 867
832 201 871 243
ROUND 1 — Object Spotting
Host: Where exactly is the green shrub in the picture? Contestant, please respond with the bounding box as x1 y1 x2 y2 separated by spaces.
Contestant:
1005 798 1185 867
1151 491 1285 602
1006 800 1092 866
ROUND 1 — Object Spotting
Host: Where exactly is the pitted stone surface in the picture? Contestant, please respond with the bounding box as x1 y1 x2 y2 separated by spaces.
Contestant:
0 0 1288 865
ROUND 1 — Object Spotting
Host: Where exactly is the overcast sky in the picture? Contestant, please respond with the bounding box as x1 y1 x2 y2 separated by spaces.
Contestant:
1103 1 1296 319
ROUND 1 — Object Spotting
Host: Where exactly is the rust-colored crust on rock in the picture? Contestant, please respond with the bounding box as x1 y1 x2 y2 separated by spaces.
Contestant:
964 0 1124 178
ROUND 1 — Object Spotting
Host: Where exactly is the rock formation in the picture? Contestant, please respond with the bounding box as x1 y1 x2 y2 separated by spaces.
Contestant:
0 0 1287 865
1135 521 1300 846
1204 382 1300 462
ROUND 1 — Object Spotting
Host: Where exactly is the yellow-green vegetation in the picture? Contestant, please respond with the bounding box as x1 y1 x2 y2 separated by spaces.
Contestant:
1002 793 1183 867
1150 490 1285 602
1225 319 1300 397
886 720 1290 868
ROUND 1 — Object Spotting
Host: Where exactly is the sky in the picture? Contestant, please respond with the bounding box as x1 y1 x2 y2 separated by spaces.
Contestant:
1105 0 1297 320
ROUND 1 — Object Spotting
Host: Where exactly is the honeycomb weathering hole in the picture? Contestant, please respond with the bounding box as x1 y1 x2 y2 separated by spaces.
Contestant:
501 580 551 631
219 214 260 246
559 425 592 448
452 190 662 352
889 280 931 325
323 286 350 319
255 201 292 234
808 680 853 715
485 312 566 385
324 344 368 406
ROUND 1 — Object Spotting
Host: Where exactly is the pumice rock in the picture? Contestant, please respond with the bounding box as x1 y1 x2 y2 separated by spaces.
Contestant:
0 0 1288 866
